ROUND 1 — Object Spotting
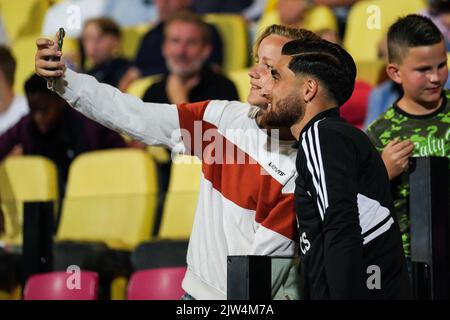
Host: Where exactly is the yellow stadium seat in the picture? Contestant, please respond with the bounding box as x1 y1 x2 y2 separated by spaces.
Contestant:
120 23 151 60
126 74 162 98
0 156 58 246
303 5 338 34
264 0 278 15
147 146 171 164
343 0 427 63
0 290 9 300
10 35 39 95
157 154 202 239
110 276 127 300
256 5 338 36
227 68 251 103
204 13 249 72
0 0 49 42
56 149 158 251
356 59 386 86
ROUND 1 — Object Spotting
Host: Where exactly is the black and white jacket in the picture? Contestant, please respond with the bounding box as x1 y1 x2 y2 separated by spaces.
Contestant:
294 107 412 300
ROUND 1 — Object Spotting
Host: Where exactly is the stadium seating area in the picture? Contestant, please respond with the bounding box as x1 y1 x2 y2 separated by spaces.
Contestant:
0 0 448 300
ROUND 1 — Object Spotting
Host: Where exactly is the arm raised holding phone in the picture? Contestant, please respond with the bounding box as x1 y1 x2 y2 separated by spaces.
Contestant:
35 32 184 150
35 33 66 80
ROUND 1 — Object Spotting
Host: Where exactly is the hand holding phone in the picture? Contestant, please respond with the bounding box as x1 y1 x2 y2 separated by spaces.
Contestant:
35 28 67 81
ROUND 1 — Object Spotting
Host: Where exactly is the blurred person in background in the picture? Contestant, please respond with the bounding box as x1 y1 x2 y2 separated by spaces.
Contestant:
315 29 372 129
0 16 8 46
251 0 361 42
192 0 253 15
243 0 269 22
256 0 340 41
0 74 126 198
143 12 238 108
118 0 224 91
421 0 450 51
309 0 360 37
82 17 132 88
42 0 157 38
0 46 28 136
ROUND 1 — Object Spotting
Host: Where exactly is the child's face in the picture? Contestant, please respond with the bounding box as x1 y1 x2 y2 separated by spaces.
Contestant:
389 40 448 106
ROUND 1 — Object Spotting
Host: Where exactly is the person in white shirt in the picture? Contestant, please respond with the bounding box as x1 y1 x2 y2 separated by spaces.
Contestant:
0 46 28 135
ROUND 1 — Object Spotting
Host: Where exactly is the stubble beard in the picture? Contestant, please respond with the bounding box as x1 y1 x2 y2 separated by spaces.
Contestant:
259 93 305 129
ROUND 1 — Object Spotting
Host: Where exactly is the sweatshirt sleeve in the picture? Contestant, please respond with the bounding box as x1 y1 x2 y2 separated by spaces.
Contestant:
52 68 184 150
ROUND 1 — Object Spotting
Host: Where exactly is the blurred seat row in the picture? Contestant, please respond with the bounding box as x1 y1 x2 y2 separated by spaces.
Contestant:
1 0 428 95
23 267 187 300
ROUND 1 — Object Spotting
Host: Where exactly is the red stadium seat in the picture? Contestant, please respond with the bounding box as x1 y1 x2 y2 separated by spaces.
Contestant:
23 271 98 300
127 267 187 300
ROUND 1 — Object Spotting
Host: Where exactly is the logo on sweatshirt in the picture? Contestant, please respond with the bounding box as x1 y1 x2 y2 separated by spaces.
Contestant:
268 162 286 177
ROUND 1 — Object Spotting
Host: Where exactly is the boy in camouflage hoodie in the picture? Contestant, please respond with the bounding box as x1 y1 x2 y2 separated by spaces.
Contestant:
367 14 449 258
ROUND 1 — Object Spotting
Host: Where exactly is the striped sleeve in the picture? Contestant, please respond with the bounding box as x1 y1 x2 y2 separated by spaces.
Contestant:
301 121 366 299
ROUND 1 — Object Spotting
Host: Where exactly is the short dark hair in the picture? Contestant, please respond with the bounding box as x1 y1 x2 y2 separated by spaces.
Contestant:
164 11 212 44
387 14 444 64
84 17 121 39
24 74 58 97
0 46 16 86
281 39 356 106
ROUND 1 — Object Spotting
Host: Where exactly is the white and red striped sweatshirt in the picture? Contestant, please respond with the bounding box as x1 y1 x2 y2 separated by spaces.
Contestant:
53 69 299 299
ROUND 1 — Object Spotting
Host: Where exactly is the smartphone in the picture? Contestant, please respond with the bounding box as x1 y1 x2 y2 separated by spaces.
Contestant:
49 28 65 83
51 27 65 62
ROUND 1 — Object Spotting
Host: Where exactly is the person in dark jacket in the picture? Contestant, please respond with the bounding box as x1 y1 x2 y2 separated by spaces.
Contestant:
261 38 412 299
118 0 223 91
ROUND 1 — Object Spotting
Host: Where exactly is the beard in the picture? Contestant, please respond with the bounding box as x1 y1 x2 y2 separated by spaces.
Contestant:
258 92 305 128
166 55 205 79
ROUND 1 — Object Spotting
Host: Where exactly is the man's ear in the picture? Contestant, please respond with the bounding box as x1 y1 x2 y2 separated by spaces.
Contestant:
386 63 402 85
303 78 318 103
